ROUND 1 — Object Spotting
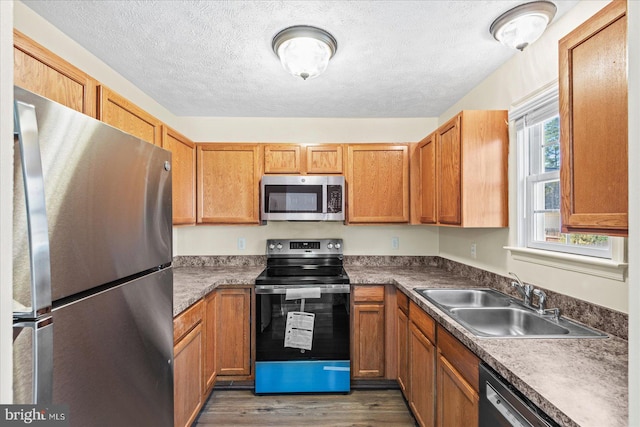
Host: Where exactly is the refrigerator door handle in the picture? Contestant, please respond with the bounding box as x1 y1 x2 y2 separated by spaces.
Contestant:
13 317 53 404
14 100 52 318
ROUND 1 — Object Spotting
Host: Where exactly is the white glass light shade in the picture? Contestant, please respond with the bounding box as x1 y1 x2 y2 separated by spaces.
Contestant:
490 1 557 51
272 26 337 80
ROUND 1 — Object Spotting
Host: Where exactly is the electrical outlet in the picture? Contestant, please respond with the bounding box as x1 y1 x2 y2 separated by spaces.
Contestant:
391 236 400 250
470 242 477 259
237 237 246 251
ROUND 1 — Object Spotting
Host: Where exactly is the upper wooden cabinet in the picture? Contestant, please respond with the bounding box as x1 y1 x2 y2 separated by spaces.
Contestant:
162 126 196 225
263 144 343 174
13 30 97 117
346 144 409 223
415 111 508 228
197 144 261 224
97 85 162 146
559 0 628 236
417 133 437 224
264 144 302 174
306 144 343 174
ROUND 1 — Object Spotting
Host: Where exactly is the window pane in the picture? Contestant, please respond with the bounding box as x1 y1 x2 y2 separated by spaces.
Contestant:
543 117 559 172
544 180 560 210
532 211 561 243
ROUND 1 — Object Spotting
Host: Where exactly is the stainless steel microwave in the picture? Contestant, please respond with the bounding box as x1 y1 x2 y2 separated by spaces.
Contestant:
261 175 345 221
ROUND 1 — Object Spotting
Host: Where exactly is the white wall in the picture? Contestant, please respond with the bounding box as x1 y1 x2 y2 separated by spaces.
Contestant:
178 222 438 256
0 0 14 404
436 0 629 313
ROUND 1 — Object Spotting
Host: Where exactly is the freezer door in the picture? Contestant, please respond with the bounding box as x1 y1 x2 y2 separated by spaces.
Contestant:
52 268 173 427
12 317 53 404
13 86 172 304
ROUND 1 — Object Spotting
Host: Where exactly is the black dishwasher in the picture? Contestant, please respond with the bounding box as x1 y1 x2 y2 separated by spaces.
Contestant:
479 363 560 427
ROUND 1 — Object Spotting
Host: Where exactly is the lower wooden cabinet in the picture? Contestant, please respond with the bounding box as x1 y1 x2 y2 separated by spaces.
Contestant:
351 286 386 378
173 301 204 427
408 302 436 427
437 355 478 427
403 301 479 427
216 288 252 378
203 292 218 392
396 292 410 398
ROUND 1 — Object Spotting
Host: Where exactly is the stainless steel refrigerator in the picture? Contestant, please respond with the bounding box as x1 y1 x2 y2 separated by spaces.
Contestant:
12 86 174 426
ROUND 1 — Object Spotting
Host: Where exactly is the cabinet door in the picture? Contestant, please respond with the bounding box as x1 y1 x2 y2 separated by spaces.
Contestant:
197 144 261 224
347 144 409 223
216 288 251 377
162 125 196 225
306 145 343 174
409 322 436 427
13 30 96 117
203 292 217 392
437 116 461 225
174 323 203 427
264 144 301 174
397 305 409 398
352 303 385 378
436 355 478 427
559 0 627 236
97 85 162 145
418 133 437 224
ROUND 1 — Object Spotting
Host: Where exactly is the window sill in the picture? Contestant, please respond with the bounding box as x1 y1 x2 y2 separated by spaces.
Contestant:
504 246 627 281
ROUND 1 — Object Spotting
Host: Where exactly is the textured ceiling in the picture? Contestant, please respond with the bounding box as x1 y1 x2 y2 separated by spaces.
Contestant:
22 0 578 118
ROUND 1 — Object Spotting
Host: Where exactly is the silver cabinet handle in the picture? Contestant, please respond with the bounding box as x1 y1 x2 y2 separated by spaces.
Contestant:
13 317 53 404
14 100 52 319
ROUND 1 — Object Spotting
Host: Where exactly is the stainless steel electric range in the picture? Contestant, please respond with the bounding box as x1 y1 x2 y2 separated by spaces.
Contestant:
254 239 350 394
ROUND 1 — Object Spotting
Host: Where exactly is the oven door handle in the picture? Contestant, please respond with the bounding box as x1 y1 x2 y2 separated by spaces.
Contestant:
255 284 350 295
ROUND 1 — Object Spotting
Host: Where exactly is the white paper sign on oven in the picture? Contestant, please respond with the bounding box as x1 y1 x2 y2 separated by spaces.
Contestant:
284 311 315 351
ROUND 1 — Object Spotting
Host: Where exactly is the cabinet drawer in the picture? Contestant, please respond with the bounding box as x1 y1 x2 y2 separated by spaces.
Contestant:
174 300 203 344
437 325 479 393
353 285 385 303
397 291 409 314
409 301 435 343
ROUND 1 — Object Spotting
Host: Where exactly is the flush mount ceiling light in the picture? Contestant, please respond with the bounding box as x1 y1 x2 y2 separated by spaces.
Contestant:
490 1 557 51
272 25 338 80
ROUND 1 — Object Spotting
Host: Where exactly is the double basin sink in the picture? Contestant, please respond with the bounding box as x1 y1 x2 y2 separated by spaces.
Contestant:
416 288 607 338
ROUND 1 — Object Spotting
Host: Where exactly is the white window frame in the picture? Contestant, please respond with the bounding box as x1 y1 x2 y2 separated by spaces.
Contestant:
513 83 614 259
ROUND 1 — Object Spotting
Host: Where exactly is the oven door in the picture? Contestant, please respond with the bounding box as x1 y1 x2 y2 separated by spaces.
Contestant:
255 284 350 393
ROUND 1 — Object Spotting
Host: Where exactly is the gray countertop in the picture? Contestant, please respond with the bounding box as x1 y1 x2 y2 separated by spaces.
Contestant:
172 264 628 427
173 266 264 316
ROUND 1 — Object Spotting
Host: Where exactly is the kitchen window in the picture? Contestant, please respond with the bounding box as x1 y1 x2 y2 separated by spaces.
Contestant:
513 85 612 259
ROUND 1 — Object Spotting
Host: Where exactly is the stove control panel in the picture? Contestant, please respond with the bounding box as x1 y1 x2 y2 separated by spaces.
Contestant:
266 239 344 256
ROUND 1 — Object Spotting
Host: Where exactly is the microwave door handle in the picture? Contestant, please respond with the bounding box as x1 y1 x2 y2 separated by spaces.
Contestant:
322 184 328 214
14 100 52 318
13 317 53 404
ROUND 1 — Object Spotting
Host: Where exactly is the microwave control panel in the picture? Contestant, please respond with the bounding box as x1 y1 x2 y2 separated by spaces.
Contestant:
327 185 343 213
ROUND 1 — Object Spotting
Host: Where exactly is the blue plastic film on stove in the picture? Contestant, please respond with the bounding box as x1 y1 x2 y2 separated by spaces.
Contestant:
255 360 350 394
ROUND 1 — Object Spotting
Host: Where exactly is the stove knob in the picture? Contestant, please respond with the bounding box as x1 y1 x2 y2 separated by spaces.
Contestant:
335 243 341 249
269 243 276 250
276 243 283 250
327 243 334 249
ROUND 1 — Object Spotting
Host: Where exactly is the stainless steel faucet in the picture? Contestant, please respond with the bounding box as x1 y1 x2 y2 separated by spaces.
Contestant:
533 288 561 320
509 272 533 307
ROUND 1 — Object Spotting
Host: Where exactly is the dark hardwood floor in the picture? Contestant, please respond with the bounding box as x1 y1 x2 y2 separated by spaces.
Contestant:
194 389 417 426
